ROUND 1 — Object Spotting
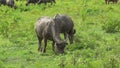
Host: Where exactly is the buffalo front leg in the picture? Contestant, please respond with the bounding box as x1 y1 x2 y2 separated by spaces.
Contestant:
64 33 68 40
114 1 117 4
105 1 107 4
51 1 53 5
38 0 41 4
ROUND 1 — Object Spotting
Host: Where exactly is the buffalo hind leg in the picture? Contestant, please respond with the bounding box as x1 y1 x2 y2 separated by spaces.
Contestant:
53 0 56 3
37 35 42 52
42 38 47 53
52 41 55 52
44 0 47 5
105 0 108 4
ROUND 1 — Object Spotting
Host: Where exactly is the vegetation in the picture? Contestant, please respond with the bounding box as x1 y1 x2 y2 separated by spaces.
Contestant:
0 0 120 68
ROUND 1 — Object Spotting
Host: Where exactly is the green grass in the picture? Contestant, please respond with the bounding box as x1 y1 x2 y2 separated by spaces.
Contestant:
0 0 120 68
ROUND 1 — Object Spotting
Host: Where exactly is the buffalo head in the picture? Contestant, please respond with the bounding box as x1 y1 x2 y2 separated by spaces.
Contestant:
55 41 67 54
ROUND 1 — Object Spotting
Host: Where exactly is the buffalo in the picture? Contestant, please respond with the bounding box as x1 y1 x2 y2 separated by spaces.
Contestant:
26 0 39 6
38 0 56 5
53 14 76 44
0 0 17 9
34 17 67 54
26 0 56 6
105 0 118 4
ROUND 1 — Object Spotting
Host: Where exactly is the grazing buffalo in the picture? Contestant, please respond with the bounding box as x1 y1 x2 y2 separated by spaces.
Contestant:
26 0 39 6
0 0 16 9
105 0 118 4
53 14 76 44
34 17 67 54
26 0 55 6
38 0 56 5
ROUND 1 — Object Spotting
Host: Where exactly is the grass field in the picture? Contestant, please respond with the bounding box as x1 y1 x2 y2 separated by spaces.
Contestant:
0 0 120 68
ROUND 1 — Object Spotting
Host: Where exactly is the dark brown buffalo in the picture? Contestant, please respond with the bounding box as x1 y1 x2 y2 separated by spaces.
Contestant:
38 0 56 5
0 0 16 9
105 0 118 4
26 0 55 6
34 17 67 54
26 0 39 6
53 14 76 44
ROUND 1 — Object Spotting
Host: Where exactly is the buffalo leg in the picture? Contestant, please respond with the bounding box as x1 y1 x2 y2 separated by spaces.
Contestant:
42 38 47 53
107 0 109 4
53 0 56 3
105 1 107 4
68 35 73 44
51 1 53 5
44 0 47 5
114 1 117 4
52 41 55 52
106 1 108 4
105 0 108 4
37 35 42 52
64 33 68 40
38 0 41 4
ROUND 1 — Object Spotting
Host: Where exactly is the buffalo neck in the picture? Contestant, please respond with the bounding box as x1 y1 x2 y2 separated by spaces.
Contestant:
50 22 62 43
